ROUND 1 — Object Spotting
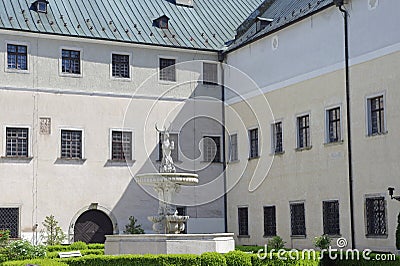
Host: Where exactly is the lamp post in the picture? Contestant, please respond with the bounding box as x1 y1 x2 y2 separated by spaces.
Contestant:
388 187 400 201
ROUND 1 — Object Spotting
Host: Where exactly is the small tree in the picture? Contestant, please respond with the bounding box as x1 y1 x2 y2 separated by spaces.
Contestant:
396 212 400 250
267 236 286 250
42 215 66 245
124 216 145 234
314 234 332 250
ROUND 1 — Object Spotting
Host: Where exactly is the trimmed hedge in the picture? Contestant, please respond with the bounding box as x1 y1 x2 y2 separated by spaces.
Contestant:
224 251 252 266
2 258 68 266
45 249 104 259
46 243 103 252
201 252 227 266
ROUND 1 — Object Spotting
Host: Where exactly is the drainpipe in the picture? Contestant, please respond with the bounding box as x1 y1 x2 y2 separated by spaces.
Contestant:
218 51 228 233
337 1 356 249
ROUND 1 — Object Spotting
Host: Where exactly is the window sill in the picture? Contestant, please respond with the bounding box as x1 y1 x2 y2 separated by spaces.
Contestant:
111 76 132 82
291 235 306 239
159 79 177 85
324 140 344 147
228 160 240 164
263 235 277 238
237 235 250 238
367 131 388 138
295 146 312 152
271 151 285 156
248 156 260 161
59 73 83 78
0 156 33 163
5 68 30 74
365 234 388 239
55 158 86 165
105 159 135 167
326 234 342 238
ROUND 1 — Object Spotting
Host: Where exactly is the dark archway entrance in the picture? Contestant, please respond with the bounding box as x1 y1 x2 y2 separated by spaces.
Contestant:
74 210 113 244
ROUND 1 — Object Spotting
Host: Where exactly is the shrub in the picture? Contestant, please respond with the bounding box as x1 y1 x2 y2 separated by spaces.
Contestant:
224 250 252 266
70 241 88 251
235 245 265 253
267 236 286 250
3 240 46 261
42 215 66 245
2 258 68 266
87 243 104 250
0 229 10 248
124 216 145 234
201 252 227 266
47 245 69 252
314 235 331 250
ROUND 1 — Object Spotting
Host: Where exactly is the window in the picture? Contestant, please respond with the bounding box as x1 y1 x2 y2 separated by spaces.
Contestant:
249 128 259 158
112 54 130 78
7 44 27 70
238 207 249 236
290 202 306 236
158 133 178 162
36 1 48 13
229 134 238 161
176 207 187 234
365 197 386 236
0 208 19 238
326 107 341 143
263 206 276 237
203 136 221 162
61 49 81 74
61 130 82 159
272 122 283 153
297 115 310 149
6 127 29 157
111 131 132 161
367 95 385 135
153 16 169 29
203 63 218 85
323 201 340 235
159 58 176 82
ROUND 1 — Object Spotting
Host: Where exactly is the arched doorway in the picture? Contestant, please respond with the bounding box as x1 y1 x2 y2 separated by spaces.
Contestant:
73 210 113 244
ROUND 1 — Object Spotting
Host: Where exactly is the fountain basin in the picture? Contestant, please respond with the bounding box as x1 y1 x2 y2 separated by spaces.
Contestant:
135 173 199 185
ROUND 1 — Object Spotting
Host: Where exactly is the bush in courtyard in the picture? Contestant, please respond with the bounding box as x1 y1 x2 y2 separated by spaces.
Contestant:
70 241 88 251
314 234 332 250
2 258 68 266
0 229 10 248
267 236 286 250
42 215 66 245
201 252 227 266
123 216 145 234
87 243 104 250
224 250 252 266
3 239 46 261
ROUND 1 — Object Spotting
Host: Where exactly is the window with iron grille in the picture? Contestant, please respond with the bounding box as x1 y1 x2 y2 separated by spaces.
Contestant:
112 54 130 78
159 58 176 81
229 134 238 161
61 130 82 159
0 208 19 238
366 197 387 236
203 136 221 162
203 63 218 85
7 44 27 70
62 49 81 74
290 203 306 236
323 201 340 235
327 107 341 143
368 96 385 135
297 115 310 149
263 206 276 237
249 128 259 158
111 131 132 161
238 207 249 236
6 127 29 157
158 133 179 162
272 122 283 153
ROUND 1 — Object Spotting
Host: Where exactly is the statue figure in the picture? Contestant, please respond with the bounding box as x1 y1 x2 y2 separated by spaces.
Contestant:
156 124 176 173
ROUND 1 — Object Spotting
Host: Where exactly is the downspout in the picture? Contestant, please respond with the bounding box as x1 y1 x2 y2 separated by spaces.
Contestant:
337 2 356 249
218 51 228 233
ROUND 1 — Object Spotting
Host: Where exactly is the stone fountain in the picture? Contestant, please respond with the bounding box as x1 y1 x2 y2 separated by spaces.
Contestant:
104 126 234 255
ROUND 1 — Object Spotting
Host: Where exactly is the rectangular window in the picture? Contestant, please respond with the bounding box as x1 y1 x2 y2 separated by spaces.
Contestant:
368 96 385 135
238 207 249 236
366 197 387 236
62 49 81 74
111 131 132 161
290 202 306 236
158 133 178 162
272 122 283 153
323 201 340 235
6 127 29 157
159 58 176 82
7 44 27 70
0 208 19 238
327 107 341 143
297 115 310 149
112 54 130 78
203 136 221 162
229 134 238 162
203 63 218 85
263 206 276 237
61 130 82 159
249 128 259 158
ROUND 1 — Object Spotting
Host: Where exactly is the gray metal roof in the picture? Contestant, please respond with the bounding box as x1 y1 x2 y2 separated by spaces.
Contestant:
0 0 264 51
227 0 334 52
